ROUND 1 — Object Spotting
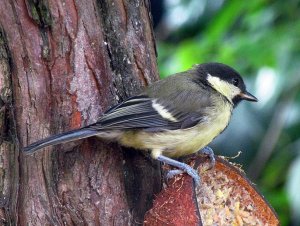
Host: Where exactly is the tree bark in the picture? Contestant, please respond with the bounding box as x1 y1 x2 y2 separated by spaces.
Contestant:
0 0 161 225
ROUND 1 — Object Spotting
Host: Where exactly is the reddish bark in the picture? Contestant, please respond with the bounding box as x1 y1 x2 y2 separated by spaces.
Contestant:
0 0 160 225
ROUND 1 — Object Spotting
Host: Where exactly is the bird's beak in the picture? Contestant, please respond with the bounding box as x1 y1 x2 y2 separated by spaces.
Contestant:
239 91 258 102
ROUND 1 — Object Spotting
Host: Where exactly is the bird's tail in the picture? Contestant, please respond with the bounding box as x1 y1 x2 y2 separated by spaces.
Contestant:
23 128 99 155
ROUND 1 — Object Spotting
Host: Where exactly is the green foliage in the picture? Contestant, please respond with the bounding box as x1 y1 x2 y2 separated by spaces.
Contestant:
159 0 300 77
157 0 300 225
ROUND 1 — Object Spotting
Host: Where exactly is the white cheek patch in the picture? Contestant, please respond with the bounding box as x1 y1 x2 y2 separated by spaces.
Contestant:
152 100 178 122
207 74 241 102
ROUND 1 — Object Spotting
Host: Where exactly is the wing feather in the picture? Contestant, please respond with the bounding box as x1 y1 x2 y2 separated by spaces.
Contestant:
89 94 206 131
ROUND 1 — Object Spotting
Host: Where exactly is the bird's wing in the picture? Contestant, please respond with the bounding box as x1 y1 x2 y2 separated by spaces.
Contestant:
88 94 208 131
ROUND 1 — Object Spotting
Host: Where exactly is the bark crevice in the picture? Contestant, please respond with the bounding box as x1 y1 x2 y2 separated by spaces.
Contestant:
0 0 160 225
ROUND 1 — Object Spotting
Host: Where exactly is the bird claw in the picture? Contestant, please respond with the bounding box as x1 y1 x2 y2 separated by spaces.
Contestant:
199 146 215 170
183 165 201 186
167 168 201 186
166 169 184 179
156 155 201 186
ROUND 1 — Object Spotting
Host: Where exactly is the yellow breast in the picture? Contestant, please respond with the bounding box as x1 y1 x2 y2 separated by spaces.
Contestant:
119 100 233 158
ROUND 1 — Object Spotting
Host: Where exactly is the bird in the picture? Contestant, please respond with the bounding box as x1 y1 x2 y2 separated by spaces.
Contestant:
23 62 258 185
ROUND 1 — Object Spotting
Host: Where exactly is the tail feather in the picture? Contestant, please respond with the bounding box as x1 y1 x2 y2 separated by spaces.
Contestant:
23 128 98 155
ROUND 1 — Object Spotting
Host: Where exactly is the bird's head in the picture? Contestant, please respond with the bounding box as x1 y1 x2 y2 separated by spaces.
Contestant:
197 63 258 107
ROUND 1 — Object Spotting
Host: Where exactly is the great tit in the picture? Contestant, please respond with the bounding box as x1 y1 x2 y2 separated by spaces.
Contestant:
23 62 257 185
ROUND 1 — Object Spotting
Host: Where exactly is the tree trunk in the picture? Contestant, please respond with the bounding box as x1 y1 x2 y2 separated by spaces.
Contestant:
0 0 161 225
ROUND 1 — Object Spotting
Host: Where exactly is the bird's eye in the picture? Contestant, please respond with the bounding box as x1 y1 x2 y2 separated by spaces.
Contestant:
232 78 239 87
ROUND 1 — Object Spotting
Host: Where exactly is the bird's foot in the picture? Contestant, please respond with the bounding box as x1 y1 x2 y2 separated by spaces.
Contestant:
198 146 215 170
166 168 200 186
166 169 183 179
157 155 200 186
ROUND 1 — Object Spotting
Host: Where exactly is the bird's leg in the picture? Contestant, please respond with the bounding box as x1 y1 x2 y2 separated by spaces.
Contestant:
161 146 215 184
157 155 200 186
198 146 215 170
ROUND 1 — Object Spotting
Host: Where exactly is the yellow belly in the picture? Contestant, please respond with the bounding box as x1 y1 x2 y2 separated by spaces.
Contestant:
119 103 232 158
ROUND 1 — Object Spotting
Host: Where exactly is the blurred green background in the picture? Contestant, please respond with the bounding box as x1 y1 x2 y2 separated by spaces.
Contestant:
151 0 300 225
